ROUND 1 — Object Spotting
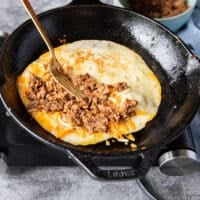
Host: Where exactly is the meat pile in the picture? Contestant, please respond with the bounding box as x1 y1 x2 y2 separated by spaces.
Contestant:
128 0 188 18
26 73 137 133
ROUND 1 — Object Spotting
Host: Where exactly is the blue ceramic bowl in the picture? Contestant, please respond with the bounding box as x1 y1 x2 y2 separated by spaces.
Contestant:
155 0 197 32
113 0 197 32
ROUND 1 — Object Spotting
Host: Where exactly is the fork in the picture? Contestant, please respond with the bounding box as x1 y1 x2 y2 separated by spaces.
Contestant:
21 0 87 100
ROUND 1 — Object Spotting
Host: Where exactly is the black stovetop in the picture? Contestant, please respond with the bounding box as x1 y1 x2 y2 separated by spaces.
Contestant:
0 101 198 166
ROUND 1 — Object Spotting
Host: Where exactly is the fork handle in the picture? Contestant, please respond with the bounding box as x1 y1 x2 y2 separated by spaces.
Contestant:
21 0 55 58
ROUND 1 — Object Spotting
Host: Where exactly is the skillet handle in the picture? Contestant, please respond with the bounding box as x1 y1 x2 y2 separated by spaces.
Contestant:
0 32 8 85
67 148 159 180
69 0 104 5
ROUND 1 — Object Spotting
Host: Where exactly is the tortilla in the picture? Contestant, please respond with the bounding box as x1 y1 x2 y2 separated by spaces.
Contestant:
17 40 161 146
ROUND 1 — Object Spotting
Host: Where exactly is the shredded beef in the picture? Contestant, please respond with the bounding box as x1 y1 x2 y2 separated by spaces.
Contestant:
114 82 128 92
26 73 137 133
128 0 188 18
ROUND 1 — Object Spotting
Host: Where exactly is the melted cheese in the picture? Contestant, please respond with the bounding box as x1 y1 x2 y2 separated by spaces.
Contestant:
17 40 162 146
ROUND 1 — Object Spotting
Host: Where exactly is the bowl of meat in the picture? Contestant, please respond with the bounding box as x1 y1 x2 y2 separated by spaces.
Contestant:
116 0 197 32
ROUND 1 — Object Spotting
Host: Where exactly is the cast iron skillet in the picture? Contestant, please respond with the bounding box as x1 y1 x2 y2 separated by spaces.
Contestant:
0 0 200 180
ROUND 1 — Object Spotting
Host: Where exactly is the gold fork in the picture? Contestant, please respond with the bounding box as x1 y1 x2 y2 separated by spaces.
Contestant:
21 0 87 100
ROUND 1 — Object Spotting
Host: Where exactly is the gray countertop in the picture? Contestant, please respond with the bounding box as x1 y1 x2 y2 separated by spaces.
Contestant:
0 1 200 200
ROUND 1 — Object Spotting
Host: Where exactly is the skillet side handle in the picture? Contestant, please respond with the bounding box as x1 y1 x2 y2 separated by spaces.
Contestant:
67 148 159 180
69 0 104 5
0 61 5 86
0 33 8 86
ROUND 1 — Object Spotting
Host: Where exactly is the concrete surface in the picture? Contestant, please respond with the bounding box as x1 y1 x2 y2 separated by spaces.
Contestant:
0 1 200 200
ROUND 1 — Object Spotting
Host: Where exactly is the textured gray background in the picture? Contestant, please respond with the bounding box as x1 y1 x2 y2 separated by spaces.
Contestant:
0 1 200 200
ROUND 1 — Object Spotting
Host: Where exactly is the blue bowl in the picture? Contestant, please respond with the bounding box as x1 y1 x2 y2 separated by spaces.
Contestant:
155 0 197 32
113 0 197 32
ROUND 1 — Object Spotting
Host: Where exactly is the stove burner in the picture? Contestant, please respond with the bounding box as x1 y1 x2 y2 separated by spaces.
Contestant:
0 92 198 172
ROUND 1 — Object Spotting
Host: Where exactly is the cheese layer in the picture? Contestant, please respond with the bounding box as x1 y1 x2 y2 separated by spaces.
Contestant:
17 40 161 146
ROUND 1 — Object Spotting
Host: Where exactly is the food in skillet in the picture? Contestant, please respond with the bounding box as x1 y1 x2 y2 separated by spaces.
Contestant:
17 40 161 146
